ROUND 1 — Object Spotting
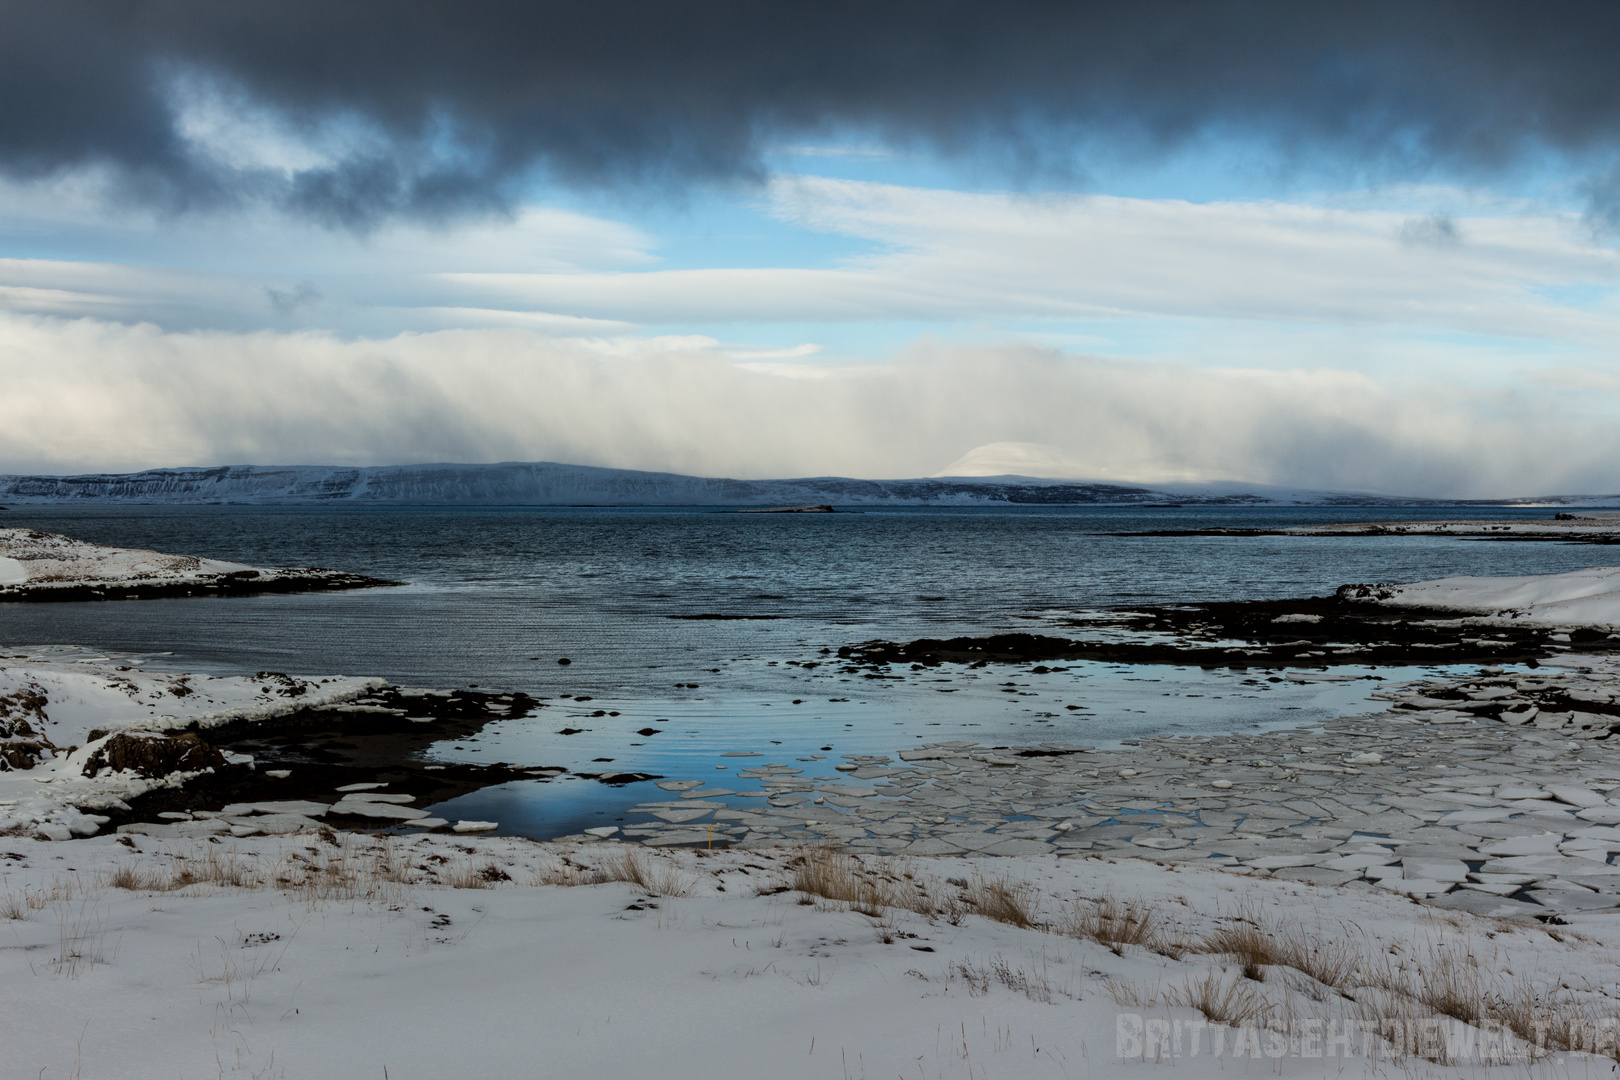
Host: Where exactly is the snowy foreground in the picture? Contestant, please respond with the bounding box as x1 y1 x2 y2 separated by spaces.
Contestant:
1345 565 1620 628
7 832 1620 1080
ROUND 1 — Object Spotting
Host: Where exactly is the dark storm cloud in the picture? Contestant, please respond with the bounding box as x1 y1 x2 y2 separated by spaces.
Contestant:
5 1 1620 225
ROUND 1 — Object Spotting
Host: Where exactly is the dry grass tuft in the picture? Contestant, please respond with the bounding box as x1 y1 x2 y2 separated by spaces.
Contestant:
792 847 891 912
1168 969 1272 1028
2 874 91 919
102 848 263 893
1196 911 1359 988
1059 895 1160 954
599 846 694 898
52 900 109 978
788 847 955 918
102 862 171 892
1105 978 1157 1007
274 837 413 905
949 955 1064 1002
435 860 511 889
963 871 1038 928
531 858 606 887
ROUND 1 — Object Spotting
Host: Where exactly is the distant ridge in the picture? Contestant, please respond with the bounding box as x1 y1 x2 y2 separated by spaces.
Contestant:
0 462 1613 507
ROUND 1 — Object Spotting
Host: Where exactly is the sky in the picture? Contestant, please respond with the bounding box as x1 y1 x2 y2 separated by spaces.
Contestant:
2 2 1620 497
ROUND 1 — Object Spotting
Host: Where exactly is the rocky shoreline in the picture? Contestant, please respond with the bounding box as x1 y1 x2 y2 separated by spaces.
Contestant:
836 593 1620 670
0 566 396 603
17 683 667 841
0 525 396 602
1116 514 1620 542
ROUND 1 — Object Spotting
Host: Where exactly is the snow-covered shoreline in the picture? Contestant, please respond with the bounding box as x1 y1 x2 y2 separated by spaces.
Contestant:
0 526 392 601
1342 565 1620 628
1295 519 1620 539
1 648 382 840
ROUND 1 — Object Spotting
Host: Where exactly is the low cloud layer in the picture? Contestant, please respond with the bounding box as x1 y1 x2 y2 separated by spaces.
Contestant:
6 3 1620 225
1 313 1614 498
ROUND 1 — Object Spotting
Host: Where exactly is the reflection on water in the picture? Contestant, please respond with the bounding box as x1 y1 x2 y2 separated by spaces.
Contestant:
422 660 1498 839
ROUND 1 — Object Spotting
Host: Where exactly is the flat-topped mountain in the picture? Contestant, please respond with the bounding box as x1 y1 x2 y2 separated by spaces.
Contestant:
3 461 1603 507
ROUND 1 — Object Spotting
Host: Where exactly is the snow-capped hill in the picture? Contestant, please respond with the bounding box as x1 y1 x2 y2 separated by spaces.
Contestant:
0 460 1506 506
0 462 1174 505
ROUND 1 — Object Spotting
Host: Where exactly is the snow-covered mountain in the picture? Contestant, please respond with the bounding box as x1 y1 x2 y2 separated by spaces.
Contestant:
0 462 1611 507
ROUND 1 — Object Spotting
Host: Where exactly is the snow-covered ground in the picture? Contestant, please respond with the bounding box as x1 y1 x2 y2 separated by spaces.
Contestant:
5 832 1618 1080
0 527 261 587
1343 566 1620 628
0 648 381 840
0 526 388 601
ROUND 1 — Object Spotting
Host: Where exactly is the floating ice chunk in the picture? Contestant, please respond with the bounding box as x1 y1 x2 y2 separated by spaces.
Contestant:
1550 785 1606 808
332 801 428 820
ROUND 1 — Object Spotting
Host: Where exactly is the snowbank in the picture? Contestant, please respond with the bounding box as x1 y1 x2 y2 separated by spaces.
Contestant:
0 648 381 839
1341 566 1620 628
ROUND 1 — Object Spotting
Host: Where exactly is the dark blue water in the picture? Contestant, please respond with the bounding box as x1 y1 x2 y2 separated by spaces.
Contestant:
0 504 1604 689
1 504 1605 836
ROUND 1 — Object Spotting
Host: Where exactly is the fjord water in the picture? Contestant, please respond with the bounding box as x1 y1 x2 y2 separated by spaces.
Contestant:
0 504 1604 686
0 504 1605 836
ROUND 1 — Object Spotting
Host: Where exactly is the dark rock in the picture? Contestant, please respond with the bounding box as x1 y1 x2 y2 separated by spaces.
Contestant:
81 732 227 778
0 568 398 604
0 687 51 769
0 741 48 770
734 504 836 513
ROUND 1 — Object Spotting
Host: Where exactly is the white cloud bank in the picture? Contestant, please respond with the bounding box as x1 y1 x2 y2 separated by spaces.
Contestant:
2 312 1616 498
4 179 1618 356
